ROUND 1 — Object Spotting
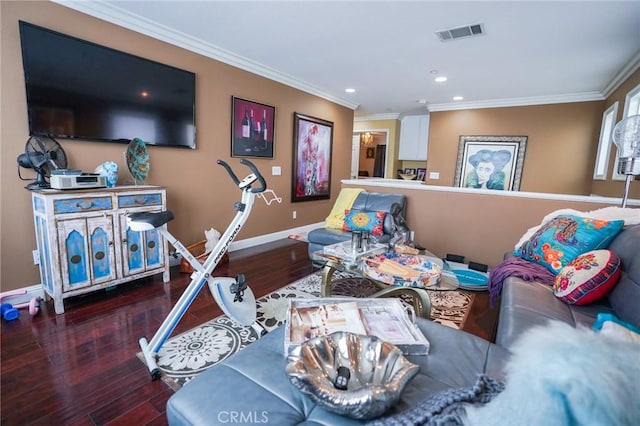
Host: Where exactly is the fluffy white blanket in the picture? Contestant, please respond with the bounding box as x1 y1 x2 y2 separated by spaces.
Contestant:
464 321 640 426
515 207 640 250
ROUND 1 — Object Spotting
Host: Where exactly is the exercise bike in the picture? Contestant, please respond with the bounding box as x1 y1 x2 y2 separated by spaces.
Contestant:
129 159 266 380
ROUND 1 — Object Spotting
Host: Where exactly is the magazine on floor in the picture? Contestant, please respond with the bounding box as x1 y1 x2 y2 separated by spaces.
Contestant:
284 298 430 355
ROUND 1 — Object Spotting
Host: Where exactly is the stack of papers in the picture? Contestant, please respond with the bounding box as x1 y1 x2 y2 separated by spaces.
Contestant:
284 298 430 356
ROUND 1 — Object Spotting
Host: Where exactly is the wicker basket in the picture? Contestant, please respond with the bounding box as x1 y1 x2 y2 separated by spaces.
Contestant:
179 240 229 273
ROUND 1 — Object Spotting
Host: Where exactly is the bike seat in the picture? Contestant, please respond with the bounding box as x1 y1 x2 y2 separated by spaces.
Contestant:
128 211 174 231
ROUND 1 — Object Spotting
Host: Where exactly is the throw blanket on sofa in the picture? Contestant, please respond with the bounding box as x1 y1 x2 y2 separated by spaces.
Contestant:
488 257 556 306
368 375 504 426
325 188 364 229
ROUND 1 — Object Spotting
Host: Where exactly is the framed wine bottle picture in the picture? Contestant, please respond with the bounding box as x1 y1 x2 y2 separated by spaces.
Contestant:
231 96 276 158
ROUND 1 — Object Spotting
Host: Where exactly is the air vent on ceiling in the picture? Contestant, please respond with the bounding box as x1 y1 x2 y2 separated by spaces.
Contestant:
436 23 485 42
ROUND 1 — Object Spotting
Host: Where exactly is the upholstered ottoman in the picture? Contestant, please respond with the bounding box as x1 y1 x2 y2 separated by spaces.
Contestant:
166 320 509 425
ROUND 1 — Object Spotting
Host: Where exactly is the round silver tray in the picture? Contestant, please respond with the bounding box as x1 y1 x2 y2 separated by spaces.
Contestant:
286 331 419 420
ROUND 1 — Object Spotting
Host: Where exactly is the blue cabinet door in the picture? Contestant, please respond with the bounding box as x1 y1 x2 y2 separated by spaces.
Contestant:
87 216 117 284
58 219 92 291
144 228 163 269
121 211 166 276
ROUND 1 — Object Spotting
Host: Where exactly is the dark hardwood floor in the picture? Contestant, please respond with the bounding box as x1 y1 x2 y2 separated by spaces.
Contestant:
1 239 497 425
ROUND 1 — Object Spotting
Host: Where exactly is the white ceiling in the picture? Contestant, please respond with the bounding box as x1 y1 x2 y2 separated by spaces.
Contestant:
56 0 640 118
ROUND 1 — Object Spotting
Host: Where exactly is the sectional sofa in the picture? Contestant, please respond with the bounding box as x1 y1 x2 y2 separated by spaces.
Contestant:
166 223 640 425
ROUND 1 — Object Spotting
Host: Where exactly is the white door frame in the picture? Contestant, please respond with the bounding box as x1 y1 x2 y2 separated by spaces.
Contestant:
352 129 390 178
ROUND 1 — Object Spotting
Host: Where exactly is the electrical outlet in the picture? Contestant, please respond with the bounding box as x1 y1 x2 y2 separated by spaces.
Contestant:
32 249 39 265
272 166 281 176
292 211 297 219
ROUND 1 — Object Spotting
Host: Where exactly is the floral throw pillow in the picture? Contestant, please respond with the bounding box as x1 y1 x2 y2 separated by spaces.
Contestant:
553 250 621 305
342 210 386 236
513 215 624 273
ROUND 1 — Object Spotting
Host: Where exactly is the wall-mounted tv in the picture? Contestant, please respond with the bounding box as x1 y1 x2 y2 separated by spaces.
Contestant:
19 21 196 149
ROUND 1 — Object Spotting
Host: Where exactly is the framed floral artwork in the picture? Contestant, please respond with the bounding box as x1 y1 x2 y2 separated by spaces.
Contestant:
292 113 333 202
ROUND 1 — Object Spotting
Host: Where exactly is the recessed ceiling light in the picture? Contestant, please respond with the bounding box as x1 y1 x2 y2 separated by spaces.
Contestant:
416 99 428 104
434 76 447 83
345 88 356 93
453 96 464 101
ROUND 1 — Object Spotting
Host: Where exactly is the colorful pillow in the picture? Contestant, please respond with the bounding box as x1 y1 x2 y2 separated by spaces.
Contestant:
553 250 621 305
513 215 624 273
342 210 386 236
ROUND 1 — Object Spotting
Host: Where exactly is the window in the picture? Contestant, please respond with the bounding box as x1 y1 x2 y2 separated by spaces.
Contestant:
613 82 640 180
593 102 618 180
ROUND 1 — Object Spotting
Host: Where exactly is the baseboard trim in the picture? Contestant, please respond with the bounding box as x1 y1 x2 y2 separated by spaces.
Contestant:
1 285 45 306
229 222 322 251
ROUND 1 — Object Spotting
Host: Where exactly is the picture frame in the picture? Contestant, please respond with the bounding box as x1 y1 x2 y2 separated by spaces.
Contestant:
404 168 416 176
366 147 375 158
453 135 527 191
416 167 426 181
231 96 275 158
292 113 333 202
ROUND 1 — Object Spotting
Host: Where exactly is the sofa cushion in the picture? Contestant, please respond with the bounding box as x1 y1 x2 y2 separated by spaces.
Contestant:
342 209 386 235
513 214 624 273
553 250 621 305
495 276 613 348
350 191 406 235
606 224 640 328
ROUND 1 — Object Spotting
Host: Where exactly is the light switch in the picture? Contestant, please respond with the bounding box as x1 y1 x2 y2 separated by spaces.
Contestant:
428 172 440 180
272 166 281 176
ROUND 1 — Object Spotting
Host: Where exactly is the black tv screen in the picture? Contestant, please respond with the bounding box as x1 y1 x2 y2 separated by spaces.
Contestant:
19 21 196 149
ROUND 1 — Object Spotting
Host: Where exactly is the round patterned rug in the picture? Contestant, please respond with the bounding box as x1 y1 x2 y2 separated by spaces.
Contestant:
148 271 474 388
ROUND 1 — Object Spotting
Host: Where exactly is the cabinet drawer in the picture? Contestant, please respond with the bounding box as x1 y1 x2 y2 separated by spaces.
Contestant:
54 197 112 214
118 193 163 208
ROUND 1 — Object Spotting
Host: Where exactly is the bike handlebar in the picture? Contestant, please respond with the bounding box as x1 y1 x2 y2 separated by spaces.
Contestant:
217 159 267 193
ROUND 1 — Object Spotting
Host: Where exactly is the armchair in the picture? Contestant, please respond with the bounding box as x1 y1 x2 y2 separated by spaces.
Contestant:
306 191 407 259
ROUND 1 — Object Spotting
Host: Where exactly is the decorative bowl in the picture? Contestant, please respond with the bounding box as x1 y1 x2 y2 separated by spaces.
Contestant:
286 331 419 420
363 253 442 288
399 173 416 180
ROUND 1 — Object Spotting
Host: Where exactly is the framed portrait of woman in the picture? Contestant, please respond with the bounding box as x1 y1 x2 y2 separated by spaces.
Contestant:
291 113 333 202
453 135 527 191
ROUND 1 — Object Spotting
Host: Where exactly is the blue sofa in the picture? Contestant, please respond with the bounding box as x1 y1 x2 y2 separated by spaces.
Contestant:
166 224 640 425
306 191 407 260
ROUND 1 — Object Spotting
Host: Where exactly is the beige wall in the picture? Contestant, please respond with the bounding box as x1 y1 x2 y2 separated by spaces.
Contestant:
345 183 636 268
427 102 605 195
592 68 640 198
1 1 354 291
356 69 640 201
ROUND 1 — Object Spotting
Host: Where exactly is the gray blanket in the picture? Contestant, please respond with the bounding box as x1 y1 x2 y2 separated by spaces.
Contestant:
368 375 504 426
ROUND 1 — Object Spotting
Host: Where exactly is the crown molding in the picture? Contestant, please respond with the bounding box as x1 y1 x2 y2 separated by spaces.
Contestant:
601 50 640 99
427 91 604 112
354 113 401 122
52 0 359 110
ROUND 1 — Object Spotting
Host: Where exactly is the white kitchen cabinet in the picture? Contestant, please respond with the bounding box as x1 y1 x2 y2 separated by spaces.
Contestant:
398 115 430 160
31 186 169 314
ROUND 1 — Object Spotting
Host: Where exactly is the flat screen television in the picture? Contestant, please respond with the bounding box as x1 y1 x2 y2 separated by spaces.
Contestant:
19 21 196 149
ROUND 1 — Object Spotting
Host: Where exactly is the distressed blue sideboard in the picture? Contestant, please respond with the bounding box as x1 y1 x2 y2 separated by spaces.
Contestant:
31 186 170 314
